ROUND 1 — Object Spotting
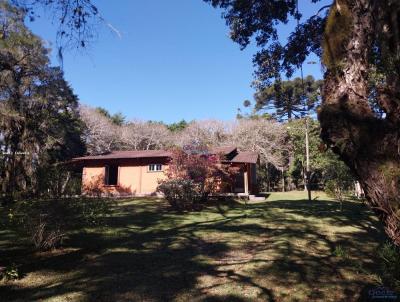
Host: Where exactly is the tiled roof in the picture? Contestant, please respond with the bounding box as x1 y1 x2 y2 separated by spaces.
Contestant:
72 148 258 164
230 151 258 164
212 146 258 163
72 150 172 161
211 146 237 155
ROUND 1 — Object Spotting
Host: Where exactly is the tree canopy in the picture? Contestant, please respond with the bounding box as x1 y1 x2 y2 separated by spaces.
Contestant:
9 0 100 54
95 107 126 126
254 76 322 120
204 0 326 88
0 2 85 196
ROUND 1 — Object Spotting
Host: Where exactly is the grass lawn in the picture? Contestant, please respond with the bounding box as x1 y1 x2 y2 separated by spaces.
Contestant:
0 191 388 301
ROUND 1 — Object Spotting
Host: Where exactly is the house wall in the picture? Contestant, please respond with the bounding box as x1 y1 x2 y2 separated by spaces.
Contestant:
141 167 166 194
83 166 104 184
82 158 168 197
80 157 258 197
118 166 141 194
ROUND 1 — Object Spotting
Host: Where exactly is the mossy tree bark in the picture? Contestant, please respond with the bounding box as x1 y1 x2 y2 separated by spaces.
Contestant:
319 0 400 245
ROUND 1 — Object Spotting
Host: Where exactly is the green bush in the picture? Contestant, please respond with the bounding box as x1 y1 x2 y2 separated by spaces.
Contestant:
377 242 400 291
323 153 354 202
157 178 200 211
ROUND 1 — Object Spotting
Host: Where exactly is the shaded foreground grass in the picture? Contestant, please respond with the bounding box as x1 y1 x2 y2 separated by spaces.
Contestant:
0 192 390 301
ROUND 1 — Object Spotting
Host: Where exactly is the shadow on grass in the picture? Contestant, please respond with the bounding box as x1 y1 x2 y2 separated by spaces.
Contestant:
0 195 389 301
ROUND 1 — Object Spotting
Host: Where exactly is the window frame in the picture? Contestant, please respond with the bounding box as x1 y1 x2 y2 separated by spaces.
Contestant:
148 163 163 172
104 164 119 186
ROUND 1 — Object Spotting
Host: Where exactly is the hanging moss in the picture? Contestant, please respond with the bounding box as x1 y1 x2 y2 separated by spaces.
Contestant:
372 163 400 215
322 0 353 70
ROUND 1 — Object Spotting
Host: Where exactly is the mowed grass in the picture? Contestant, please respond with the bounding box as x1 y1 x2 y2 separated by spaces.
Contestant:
0 191 388 301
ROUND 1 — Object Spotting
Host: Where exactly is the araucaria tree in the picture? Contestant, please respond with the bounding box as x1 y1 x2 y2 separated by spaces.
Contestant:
205 0 400 245
255 76 322 121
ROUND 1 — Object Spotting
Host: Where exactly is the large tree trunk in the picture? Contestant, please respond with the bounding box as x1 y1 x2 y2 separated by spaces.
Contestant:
319 0 400 246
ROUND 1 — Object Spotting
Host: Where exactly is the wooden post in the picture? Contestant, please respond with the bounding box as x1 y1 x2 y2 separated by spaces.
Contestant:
139 165 142 194
244 165 249 195
305 117 312 201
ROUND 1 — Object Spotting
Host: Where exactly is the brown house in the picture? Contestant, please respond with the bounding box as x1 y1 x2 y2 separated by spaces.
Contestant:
71 147 258 197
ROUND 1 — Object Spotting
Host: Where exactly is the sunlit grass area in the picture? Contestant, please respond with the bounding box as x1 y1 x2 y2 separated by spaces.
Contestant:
0 192 387 301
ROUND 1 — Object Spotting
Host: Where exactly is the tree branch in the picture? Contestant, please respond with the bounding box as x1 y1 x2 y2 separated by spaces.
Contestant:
311 4 331 19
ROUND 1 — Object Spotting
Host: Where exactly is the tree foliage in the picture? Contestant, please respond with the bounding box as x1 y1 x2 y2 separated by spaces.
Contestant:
79 105 120 154
95 107 126 126
9 0 101 53
204 0 326 88
231 118 289 168
167 119 188 132
121 120 170 151
0 3 85 197
287 118 354 191
174 120 230 148
254 76 323 121
324 160 354 210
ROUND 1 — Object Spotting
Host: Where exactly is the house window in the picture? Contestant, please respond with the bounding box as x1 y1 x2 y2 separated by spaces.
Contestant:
149 164 162 172
105 165 118 185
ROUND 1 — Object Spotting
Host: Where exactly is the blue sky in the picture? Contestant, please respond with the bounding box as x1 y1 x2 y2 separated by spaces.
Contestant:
27 0 327 123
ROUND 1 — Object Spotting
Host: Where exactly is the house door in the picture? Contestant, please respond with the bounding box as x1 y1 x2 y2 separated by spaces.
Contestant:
234 171 244 193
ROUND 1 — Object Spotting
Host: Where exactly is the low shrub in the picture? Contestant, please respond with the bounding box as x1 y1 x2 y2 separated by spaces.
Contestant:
29 214 66 250
377 242 400 291
333 243 400 292
71 197 114 225
8 197 113 251
325 179 354 210
324 158 354 210
157 178 200 211
0 263 21 281
333 245 349 259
